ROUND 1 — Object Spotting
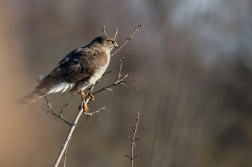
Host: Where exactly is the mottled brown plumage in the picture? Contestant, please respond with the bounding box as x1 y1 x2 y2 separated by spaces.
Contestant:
16 36 118 105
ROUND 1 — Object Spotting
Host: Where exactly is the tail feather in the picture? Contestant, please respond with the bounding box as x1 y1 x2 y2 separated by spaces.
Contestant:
15 89 48 105
16 75 62 105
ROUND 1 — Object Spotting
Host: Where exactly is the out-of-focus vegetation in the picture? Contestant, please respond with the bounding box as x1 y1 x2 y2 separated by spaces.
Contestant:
1 0 252 166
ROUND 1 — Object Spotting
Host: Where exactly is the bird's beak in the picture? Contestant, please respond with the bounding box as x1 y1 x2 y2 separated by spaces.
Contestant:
114 42 118 48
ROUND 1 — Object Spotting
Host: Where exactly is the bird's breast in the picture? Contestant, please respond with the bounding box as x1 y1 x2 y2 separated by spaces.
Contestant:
77 57 110 91
88 58 110 85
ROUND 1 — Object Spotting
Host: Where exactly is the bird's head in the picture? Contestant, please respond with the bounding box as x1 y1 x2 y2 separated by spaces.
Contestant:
90 28 119 51
92 36 118 51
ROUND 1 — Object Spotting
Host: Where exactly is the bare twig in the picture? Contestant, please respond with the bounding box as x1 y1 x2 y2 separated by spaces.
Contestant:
114 28 118 40
84 106 108 117
124 111 141 167
101 26 108 37
102 70 113 77
85 106 110 124
41 98 71 126
111 23 142 56
117 58 124 80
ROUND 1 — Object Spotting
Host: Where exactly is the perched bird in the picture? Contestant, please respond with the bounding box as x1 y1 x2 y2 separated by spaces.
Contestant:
16 29 118 112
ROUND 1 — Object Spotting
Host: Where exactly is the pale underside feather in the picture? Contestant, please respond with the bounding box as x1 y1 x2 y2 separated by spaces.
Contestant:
48 83 75 94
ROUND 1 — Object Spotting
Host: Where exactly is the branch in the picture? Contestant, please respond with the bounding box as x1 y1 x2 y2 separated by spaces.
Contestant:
41 98 71 126
124 111 141 167
111 23 142 56
60 136 72 167
53 86 107 167
53 103 84 167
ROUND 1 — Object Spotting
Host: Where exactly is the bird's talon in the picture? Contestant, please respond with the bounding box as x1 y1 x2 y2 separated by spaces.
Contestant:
86 93 95 101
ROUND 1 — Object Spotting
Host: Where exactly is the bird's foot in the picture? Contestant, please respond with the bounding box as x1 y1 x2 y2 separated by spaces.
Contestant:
85 93 95 101
78 91 94 101
78 90 94 112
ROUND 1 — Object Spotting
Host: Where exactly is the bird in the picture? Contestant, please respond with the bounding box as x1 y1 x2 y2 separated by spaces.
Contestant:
16 29 118 112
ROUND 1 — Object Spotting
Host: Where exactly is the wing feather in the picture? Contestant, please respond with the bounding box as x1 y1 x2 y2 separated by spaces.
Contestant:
48 48 99 83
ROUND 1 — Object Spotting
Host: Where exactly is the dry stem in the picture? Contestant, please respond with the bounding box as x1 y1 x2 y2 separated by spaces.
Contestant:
60 136 72 167
101 26 108 37
41 97 71 126
111 23 142 56
123 111 141 167
53 104 84 167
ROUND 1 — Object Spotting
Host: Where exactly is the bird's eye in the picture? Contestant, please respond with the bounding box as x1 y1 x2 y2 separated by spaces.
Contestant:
109 41 113 45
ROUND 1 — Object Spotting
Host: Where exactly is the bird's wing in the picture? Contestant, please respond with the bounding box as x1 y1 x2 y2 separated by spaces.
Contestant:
49 48 100 83
36 47 108 90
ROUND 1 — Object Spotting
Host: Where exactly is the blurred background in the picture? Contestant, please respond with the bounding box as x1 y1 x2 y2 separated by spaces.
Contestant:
1 0 252 166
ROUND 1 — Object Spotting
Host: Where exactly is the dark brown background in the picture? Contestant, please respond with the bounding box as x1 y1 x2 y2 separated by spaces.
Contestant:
1 0 252 166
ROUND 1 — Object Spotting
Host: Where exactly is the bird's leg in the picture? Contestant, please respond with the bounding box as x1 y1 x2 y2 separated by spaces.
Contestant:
79 90 86 99
78 90 89 112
